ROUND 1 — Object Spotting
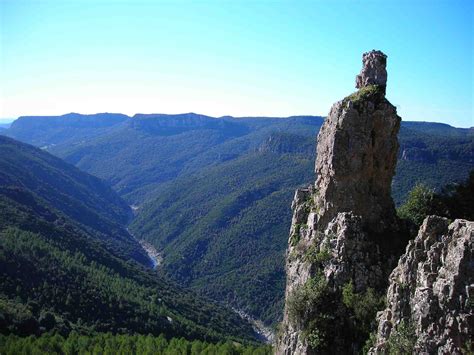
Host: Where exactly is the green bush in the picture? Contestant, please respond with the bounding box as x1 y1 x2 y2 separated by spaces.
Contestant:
397 183 434 226
286 273 332 351
287 274 329 326
386 320 416 355
342 282 385 339
305 326 325 350
343 85 384 106
397 172 474 232
304 244 331 265
431 170 474 221
362 332 377 355
289 232 300 247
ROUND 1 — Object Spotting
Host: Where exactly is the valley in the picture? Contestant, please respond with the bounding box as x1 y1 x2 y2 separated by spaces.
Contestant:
0 136 259 344
2 113 472 329
138 238 163 269
1 1 472 353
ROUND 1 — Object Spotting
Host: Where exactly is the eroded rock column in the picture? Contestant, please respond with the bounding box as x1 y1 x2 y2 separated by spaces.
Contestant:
276 50 402 354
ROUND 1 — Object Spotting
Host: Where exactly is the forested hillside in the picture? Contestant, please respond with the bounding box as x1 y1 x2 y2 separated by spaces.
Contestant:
393 125 473 204
130 142 315 325
12 114 321 203
5 113 129 147
0 333 272 354
0 135 147 264
3 113 473 325
5 113 471 205
0 137 257 343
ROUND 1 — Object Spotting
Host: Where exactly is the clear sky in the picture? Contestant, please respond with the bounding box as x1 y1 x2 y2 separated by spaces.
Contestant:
0 0 472 127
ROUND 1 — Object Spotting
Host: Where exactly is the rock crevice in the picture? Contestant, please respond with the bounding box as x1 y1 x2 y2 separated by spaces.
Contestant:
369 217 473 354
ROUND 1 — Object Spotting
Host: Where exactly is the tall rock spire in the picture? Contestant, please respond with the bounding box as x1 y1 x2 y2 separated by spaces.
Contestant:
314 49 400 233
276 51 404 354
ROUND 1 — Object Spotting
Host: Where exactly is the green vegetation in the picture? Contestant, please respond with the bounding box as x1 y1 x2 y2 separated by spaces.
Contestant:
362 332 377 355
285 276 386 352
287 274 329 326
0 333 272 354
286 273 332 351
462 340 474 355
397 184 435 226
343 84 384 106
392 126 473 205
289 232 300 247
386 320 416 355
398 170 474 227
0 137 257 343
303 194 316 214
430 170 474 221
341 282 385 338
304 244 331 265
0 135 148 265
131 151 316 325
0 224 253 341
4 114 472 325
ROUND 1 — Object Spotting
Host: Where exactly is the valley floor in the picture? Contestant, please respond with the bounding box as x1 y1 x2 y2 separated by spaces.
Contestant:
232 308 275 344
139 239 163 269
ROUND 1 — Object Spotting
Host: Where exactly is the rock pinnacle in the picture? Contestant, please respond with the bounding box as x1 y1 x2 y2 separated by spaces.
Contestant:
355 50 388 93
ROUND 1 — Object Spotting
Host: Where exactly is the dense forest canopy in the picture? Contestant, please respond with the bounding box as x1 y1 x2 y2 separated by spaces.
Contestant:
0 333 272 355
0 136 257 344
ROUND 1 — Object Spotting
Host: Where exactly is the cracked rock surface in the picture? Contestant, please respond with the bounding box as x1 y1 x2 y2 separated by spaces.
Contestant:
370 217 474 354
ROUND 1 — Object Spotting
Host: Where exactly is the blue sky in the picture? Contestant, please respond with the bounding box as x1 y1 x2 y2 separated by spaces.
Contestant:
1 0 472 127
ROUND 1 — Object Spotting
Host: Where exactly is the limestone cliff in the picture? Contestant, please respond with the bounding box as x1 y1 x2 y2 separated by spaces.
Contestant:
369 217 473 354
276 50 473 355
276 50 404 354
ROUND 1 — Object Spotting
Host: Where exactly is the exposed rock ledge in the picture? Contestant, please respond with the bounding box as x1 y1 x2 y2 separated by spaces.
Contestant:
370 216 474 354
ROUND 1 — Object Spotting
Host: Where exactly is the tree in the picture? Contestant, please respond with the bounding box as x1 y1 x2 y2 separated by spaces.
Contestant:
397 184 434 226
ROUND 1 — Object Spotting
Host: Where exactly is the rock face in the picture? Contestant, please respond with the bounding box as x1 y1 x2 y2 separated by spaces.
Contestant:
314 50 398 233
277 49 473 355
314 86 400 232
276 51 402 354
370 217 474 354
356 50 387 93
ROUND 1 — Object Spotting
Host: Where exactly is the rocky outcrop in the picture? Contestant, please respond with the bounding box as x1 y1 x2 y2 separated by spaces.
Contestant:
401 147 436 163
370 217 474 354
277 49 472 355
314 86 400 232
356 50 387 93
276 50 403 354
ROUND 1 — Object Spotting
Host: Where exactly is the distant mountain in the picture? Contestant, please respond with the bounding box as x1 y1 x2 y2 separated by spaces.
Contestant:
7 113 129 148
3 113 473 325
0 136 257 342
401 121 473 137
0 119 14 130
394 126 474 204
6 113 322 203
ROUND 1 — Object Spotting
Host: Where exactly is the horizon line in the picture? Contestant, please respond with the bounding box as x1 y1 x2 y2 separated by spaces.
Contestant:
1 112 473 129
